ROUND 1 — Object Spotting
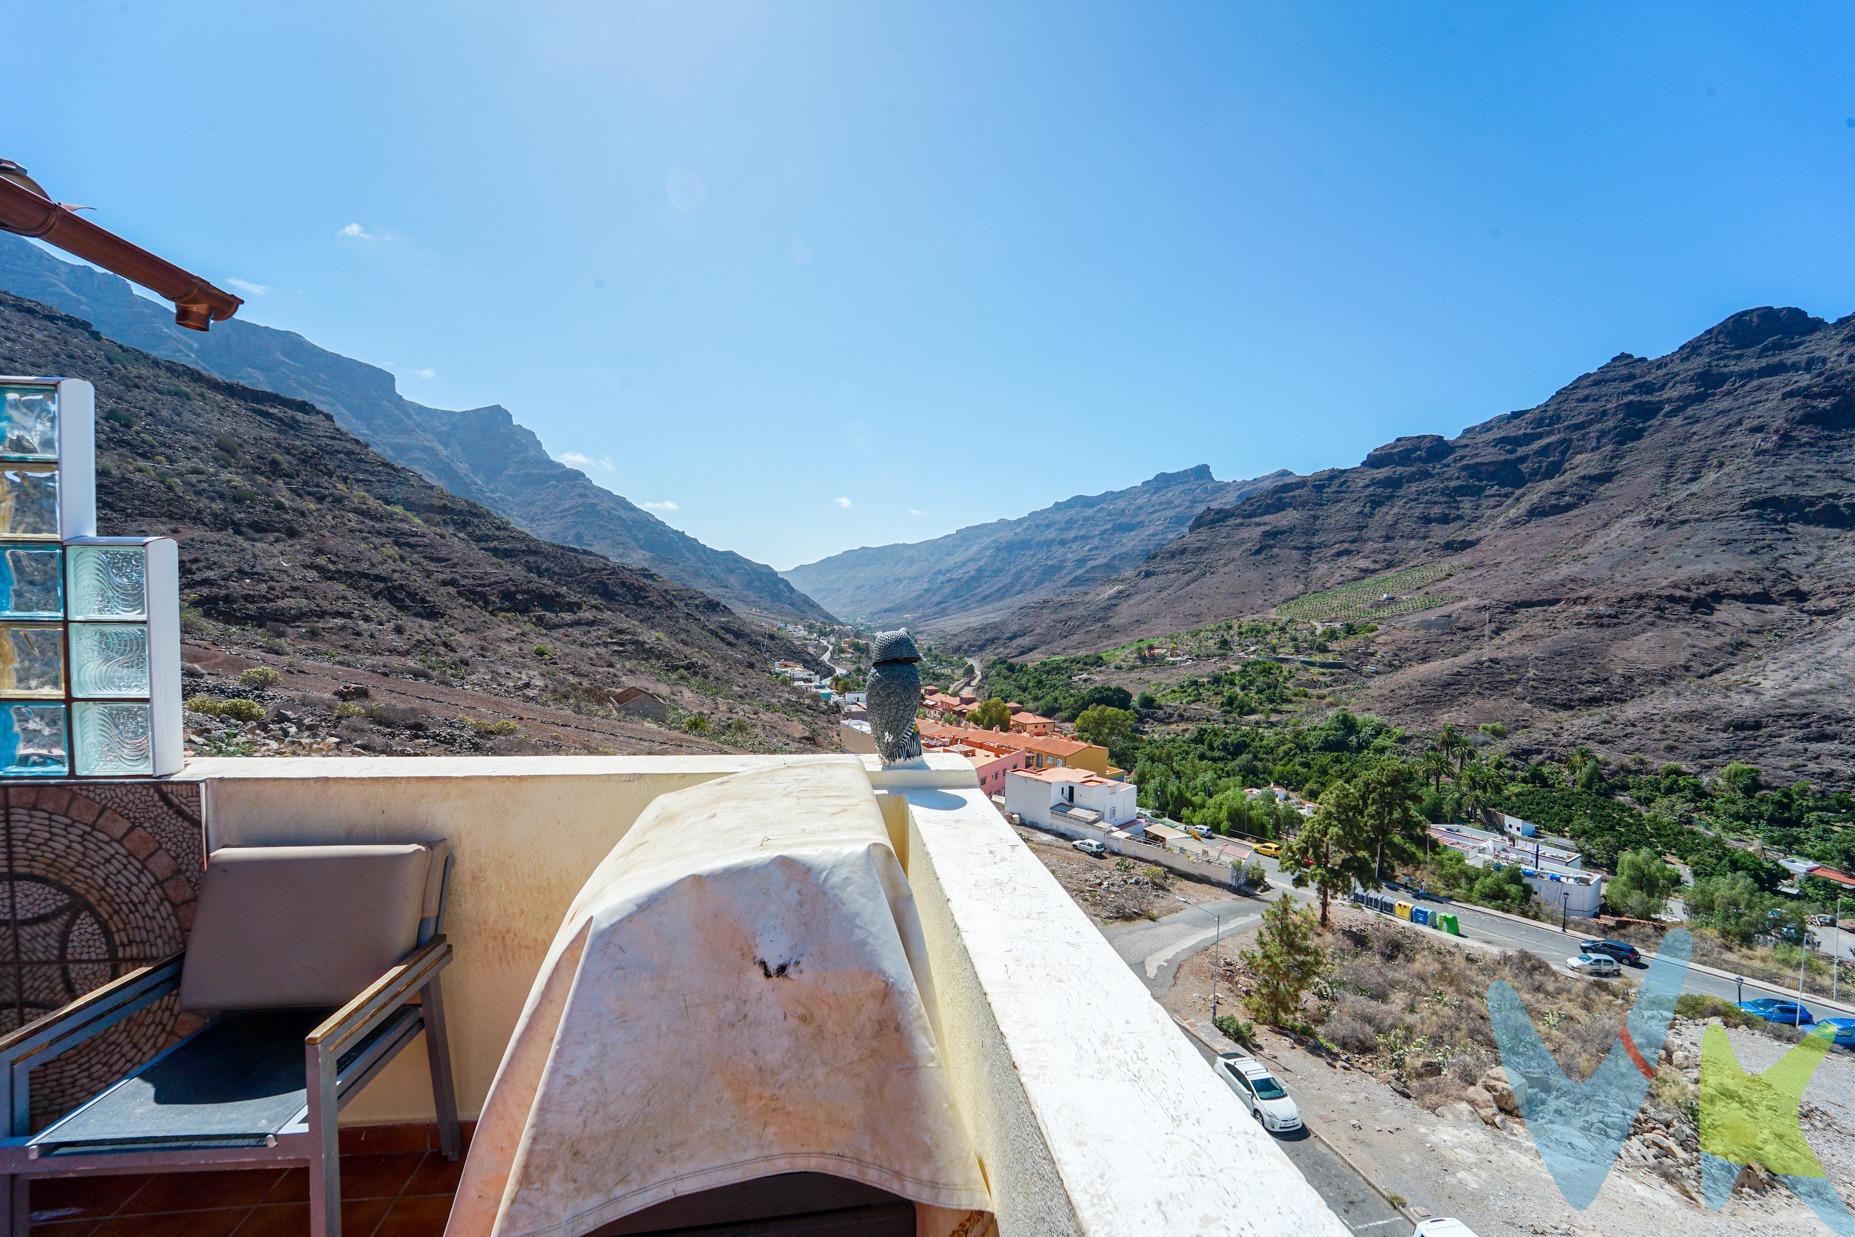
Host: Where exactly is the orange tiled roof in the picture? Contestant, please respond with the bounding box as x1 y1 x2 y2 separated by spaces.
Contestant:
918 718 1098 760
1011 766 1118 787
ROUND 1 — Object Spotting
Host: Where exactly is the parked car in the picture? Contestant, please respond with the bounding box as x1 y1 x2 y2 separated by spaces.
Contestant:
1413 1220 1480 1237
1819 1017 1855 1047
1568 954 1621 977
1071 838 1107 857
1213 1053 1303 1134
1739 997 1815 1026
1253 842 1283 859
1579 939 1642 966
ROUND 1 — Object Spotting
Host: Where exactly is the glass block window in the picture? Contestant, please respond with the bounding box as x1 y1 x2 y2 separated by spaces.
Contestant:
0 384 58 461
69 623 150 698
66 544 147 620
0 466 59 540
0 544 63 619
72 701 152 776
0 701 68 776
0 624 64 696
0 377 179 778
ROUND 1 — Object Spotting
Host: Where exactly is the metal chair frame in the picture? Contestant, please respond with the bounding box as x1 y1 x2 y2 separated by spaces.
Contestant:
0 856 458 1237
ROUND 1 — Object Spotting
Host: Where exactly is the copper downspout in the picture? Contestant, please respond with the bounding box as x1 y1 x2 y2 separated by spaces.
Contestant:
0 162 242 331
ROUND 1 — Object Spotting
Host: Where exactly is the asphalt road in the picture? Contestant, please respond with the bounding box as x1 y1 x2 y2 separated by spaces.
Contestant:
1223 852 1855 1017
1176 1026 1413 1236
1102 896 1413 1234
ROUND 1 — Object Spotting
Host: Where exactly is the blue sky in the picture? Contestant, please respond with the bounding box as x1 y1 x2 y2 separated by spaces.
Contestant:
12 3 1855 568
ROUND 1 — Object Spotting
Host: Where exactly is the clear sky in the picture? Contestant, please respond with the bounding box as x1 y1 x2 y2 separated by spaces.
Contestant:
12 2 1855 568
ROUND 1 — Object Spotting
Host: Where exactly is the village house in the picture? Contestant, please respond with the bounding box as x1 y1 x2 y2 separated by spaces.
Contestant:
1004 766 1139 831
916 718 1119 778
609 686 669 722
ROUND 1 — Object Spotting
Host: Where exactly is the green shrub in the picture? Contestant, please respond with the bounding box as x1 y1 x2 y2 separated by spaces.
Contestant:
238 666 281 689
461 716 519 737
532 644 552 660
185 696 264 723
334 701 366 718
1213 1013 1257 1048
683 715 712 733
1674 993 1753 1026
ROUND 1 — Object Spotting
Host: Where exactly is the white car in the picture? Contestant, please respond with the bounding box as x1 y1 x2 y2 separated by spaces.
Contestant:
1413 1220 1480 1237
1567 953 1620 977
1071 838 1107 856
1214 1053 1303 1134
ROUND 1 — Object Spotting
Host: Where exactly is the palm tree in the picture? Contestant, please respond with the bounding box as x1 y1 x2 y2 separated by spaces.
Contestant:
1436 724 1471 776
1420 748 1451 793
1457 759 1503 823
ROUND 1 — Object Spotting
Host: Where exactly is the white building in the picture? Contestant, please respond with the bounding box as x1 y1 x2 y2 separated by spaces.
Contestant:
1005 766 1138 830
1427 823 1603 918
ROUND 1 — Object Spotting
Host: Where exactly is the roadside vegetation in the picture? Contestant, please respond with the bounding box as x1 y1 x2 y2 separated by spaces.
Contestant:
974 636 1855 963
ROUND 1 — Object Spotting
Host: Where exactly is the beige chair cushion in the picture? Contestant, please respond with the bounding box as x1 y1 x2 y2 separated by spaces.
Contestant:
180 844 436 1013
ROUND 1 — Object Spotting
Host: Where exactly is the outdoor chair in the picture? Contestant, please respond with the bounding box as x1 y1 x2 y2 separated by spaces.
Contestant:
0 841 459 1237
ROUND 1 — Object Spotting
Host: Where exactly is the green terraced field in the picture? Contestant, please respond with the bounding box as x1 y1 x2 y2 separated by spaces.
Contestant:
1274 564 1460 622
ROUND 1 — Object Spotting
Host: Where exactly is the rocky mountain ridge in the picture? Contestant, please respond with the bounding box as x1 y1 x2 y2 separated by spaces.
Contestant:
0 238 832 623
782 464 1291 630
0 291 831 753
969 307 1855 780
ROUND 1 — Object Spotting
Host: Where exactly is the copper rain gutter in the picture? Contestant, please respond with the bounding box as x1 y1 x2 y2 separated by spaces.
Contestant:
0 160 242 331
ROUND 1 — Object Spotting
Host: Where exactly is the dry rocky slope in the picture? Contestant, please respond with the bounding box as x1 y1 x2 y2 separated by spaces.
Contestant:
782 464 1290 630
974 307 1855 780
0 292 831 753
0 238 832 623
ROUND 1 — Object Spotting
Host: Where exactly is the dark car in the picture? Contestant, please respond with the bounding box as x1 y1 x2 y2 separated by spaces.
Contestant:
1579 939 1642 966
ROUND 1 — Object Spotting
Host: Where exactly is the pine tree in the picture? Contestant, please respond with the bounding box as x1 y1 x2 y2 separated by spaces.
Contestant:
1282 782 1376 926
1240 898 1327 1027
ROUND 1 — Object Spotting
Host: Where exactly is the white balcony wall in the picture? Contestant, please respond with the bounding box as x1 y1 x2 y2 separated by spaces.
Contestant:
187 753 1346 1235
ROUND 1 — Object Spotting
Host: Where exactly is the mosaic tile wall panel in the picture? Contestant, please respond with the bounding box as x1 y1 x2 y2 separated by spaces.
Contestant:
0 780 204 1126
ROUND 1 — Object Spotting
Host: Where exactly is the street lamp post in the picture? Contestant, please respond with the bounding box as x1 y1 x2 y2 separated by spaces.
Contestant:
1560 888 1569 934
1211 908 1223 1019
1836 897 1845 1003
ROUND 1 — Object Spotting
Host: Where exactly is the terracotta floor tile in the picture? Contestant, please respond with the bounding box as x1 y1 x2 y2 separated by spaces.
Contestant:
27 1174 146 1222
231 1197 393 1237
332 1152 426 1200
263 1167 308 1203
91 1207 248 1237
402 1151 465 1198
338 1124 430 1156
118 1169 284 1214
373 1193 453 1237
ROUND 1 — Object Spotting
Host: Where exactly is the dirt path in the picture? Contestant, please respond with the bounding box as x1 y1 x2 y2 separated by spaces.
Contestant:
1013 824 1235 924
